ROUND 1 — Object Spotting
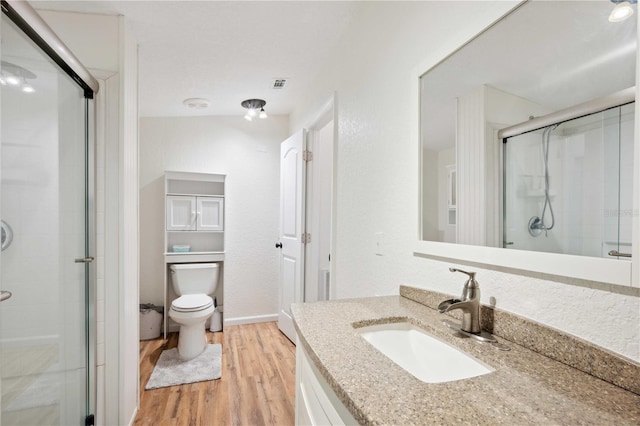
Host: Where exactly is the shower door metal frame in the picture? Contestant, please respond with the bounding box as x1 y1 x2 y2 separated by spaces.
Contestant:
1 0 99 96
84 97 97 425
497 87 635 140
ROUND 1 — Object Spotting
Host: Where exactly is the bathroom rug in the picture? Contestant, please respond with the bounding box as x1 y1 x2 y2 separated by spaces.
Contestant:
145 343 222 389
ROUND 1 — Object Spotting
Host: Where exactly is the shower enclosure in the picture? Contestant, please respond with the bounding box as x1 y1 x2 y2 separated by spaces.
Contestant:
0 2 97 424
503 99 634 259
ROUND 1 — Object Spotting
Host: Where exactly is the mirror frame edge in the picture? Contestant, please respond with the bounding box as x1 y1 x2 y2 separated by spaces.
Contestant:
414 1 639 289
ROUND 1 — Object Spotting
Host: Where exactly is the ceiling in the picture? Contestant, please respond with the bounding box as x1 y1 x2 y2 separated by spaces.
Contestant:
30 1 363 117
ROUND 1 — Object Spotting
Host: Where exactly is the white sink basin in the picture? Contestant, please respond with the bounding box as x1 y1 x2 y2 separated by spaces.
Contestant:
357 322 494 383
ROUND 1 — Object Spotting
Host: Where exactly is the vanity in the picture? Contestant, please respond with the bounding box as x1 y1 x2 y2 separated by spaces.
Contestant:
292 286 640 425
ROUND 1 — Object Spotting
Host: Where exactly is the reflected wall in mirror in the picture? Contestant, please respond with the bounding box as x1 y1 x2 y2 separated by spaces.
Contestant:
420 0 637 263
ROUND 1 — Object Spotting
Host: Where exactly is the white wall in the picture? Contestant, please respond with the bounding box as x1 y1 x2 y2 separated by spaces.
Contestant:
289 1 640 361
139 115 288 323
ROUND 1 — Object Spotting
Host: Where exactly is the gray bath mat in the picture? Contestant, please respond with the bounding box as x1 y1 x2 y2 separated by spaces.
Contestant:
145 343 222 389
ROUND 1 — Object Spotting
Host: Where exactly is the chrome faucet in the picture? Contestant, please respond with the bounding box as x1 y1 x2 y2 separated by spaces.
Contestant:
437 268 481 334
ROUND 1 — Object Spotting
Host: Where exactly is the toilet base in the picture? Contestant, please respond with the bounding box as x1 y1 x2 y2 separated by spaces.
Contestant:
177 321 208 360
169 301 215 361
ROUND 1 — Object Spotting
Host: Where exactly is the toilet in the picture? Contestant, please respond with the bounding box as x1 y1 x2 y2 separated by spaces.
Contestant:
169 262 219 360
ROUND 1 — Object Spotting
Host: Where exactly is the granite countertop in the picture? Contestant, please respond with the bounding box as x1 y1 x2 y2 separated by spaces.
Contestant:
291 295 640 425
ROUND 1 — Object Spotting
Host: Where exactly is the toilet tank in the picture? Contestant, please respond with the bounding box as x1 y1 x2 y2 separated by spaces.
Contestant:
170 263 219 296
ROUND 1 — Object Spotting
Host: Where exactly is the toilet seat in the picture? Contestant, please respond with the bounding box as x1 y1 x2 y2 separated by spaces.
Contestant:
171 294 213 313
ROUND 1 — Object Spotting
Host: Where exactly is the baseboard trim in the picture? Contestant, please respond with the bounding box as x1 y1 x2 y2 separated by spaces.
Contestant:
224 313 278 326
166 313 279 332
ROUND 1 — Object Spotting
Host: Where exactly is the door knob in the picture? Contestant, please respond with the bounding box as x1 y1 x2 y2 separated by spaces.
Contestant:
275 242 283 249
0 291 12 302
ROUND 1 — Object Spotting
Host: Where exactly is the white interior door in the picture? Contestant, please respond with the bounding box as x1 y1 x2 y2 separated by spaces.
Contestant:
277 129 306 343
304 118 334 303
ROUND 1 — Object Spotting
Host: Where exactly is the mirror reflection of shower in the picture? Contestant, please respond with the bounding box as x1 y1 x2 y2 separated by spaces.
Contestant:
528 124 559 237
503 92 634 258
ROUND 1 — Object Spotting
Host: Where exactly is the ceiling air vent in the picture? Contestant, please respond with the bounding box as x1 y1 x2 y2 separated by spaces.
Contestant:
272 79 287 89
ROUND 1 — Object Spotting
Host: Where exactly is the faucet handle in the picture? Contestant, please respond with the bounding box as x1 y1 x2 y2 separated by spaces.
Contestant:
449 268 478 301
449 267 476 280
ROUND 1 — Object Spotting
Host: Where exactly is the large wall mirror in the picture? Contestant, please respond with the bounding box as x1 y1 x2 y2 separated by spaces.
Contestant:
418 1 638 287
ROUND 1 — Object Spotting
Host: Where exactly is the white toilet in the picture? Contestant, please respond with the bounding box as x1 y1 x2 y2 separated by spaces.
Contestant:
169 263 219 360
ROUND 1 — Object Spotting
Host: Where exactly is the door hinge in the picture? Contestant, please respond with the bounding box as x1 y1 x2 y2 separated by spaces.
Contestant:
85 414 95 426
303 150 313 162
302 233 311 244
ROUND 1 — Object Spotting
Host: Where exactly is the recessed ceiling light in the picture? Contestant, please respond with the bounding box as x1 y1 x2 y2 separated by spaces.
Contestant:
182 98 210 109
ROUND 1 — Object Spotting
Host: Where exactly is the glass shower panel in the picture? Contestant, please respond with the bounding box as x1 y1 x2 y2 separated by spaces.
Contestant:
503 103 634 258
0 13 92 425
605 103 635 259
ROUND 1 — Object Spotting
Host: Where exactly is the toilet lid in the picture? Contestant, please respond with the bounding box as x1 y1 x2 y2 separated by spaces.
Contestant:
171 294 213 312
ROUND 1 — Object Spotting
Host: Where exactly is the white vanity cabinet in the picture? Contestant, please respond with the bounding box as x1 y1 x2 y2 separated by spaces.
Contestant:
296 344 357 426
166 195 224 231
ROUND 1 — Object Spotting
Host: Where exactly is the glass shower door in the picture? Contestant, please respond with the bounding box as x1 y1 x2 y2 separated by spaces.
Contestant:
0 12 93 425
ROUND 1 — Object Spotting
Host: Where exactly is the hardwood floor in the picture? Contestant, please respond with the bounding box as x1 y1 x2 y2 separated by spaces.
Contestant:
134 322 297 426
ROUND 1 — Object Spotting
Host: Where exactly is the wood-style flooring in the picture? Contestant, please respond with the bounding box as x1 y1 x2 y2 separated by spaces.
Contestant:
134 322 296 426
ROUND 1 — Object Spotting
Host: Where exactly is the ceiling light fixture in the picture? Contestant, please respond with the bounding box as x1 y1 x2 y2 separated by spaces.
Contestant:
1 61 36 93
609 0 636 22
241 99 267 121
182 98 210 109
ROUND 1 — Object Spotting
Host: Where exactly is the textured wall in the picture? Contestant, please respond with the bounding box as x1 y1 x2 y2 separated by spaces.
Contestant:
139 115 288 322
289 1 640 361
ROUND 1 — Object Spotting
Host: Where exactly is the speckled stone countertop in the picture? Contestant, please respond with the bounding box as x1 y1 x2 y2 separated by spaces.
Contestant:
291 292 640 425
